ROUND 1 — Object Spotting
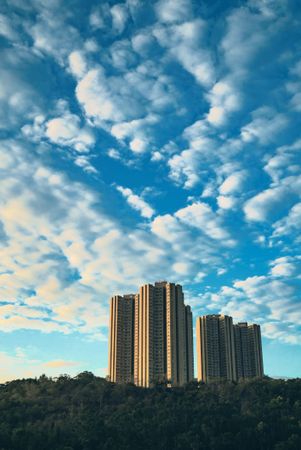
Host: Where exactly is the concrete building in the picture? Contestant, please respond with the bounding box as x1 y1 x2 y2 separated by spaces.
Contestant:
108 294 135 384
109 281 194 387
234 322 264 379
196 314 264 383
196 314 236 382
185 305 194 383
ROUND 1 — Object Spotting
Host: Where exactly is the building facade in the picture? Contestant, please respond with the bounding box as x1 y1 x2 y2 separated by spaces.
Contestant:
234 322 264 379
196 314 264 383
196 314 236 382
108 294 135 384
108 281 194 387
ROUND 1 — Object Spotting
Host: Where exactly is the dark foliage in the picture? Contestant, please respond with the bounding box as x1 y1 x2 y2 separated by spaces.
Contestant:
0 373 300 450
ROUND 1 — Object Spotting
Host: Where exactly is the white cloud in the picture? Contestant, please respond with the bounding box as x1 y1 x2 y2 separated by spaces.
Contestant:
116 185 155 219
206 80 240 126
151 151 164 162
132 33 156 55
221 6 268 71
110 39 137 70
217 195 235 210
153 19 215 88
74 156 97 174
270 257 297 277
203 268 301 344
68 51 88 78
0 13 19 41
264 139 301 183
167 120 218 188
241 107 288 145
273 202 301 237
76 67 146 124
107 148 121 160
46 113 95 152
111 4 129 34
29 12 80 64
219 171 245 195
172 261 191 275
22 100 95 154
155 0 192 24
175 201 234 244
76 68 122 122
130 138 148 153
89 8 106 30
244 185 291 222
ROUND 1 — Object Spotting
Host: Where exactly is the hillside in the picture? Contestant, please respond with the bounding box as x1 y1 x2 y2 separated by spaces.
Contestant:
0 373 300 450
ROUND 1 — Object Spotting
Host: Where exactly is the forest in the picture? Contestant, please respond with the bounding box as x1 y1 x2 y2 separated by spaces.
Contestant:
0 373 300 450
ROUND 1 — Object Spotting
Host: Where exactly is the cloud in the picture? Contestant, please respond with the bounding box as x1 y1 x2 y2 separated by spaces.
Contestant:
22 100 95 154
45 113 95 152
129 138 148 153
0 349 83 382
241 107 288 145
68 51 88 78
201 266 301 345
74 156 97 174
43 359 79 368
0 47 44 131
155 0 193 24
206 80 240 126
153 19 215 88
111 3 129 34
217 195 235 210
175 201 234 243
0 13 19 41
167 120 218 188
264 139 301 183
1 140 231 337
116 186 155 218
273 202 301 237
243 185 293 222
269 256 298 277
29 10 81 64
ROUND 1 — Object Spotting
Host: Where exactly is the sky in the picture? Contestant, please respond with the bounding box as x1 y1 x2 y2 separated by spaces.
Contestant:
0 0 301 382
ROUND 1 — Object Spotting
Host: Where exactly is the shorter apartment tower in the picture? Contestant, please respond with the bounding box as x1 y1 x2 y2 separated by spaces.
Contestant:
108 281 194 387
196 315 236 382
234 322 264 379
108 294 135 384
196 314 264 383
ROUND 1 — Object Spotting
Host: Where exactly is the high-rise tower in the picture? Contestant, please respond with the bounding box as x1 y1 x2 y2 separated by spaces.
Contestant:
234 322 264 379
109 281 194 387
108 294 135 384
196 314 264 383
196 314 236 382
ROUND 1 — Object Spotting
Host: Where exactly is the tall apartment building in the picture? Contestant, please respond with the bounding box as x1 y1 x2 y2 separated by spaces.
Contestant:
108 281 194 387
108 294 135 384
196 314 264 382
234 322 264 379
196 314 236 382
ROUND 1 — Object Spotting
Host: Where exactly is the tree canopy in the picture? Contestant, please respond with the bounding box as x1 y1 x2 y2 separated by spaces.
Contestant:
0 373 300 450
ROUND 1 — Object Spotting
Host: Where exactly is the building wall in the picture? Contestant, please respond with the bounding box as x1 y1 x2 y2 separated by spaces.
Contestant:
185 305 194 383
108 295 135 384
197 315 264 383
110 281 194 387
233 323 264 379
197 315 238 382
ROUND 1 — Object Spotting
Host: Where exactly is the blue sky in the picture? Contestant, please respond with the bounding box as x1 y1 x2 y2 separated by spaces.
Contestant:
0 0 300 381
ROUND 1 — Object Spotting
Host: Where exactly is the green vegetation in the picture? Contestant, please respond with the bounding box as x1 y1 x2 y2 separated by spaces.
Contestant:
0 373 300 450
